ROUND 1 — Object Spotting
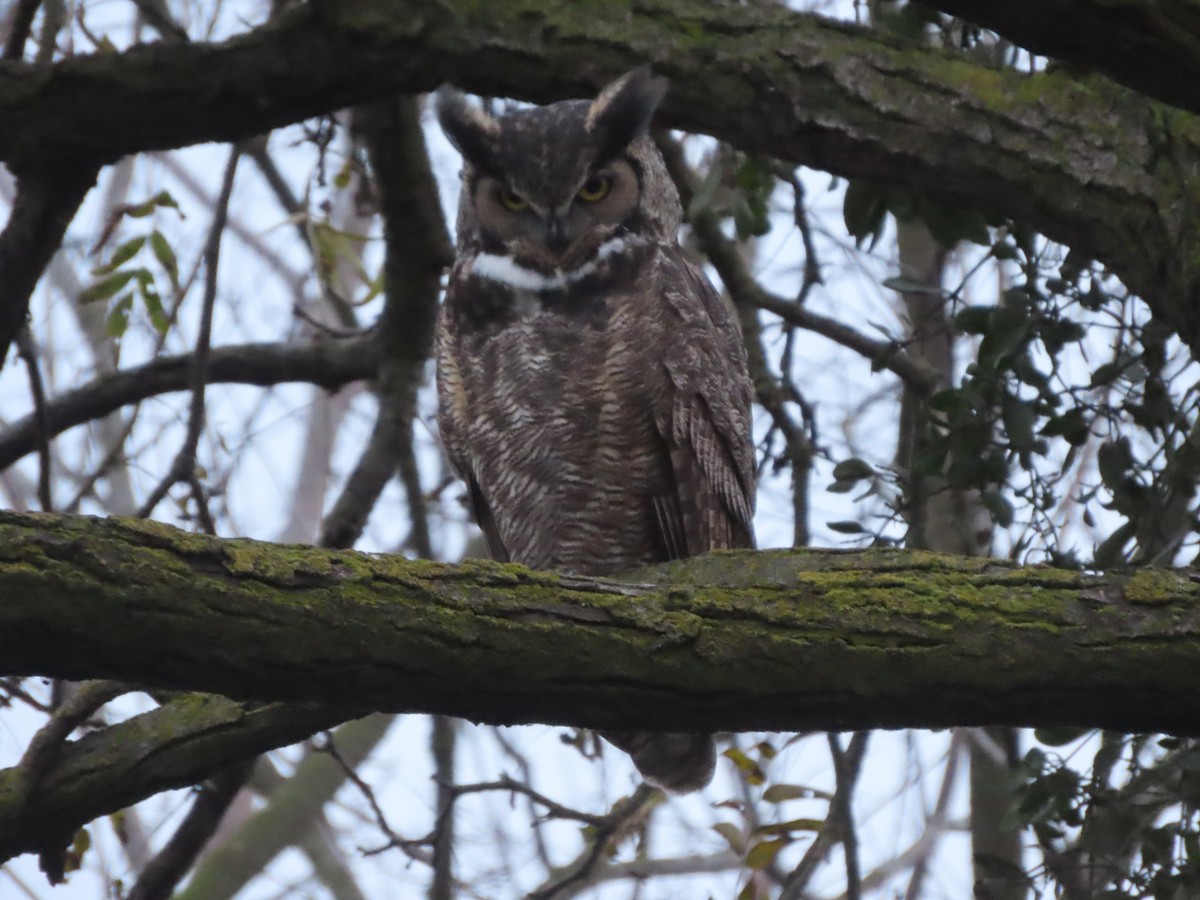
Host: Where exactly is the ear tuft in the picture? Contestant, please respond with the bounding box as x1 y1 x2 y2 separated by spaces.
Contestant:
585 67 668 162
435 87 502 173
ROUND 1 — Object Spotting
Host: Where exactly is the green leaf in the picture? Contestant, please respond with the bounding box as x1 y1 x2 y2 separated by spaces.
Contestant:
756 817 824 835
954 305 993 335
93 236 145 275
1097 439 1134 491
140 280 170 335
918 199 990 247
150 230 179 288
712 822 746 854
105 294 134 338
991 240 1018 260
928 389 963 413
723 748 766 785
831 458 874 484
1002 397 1037 453
882 275 941 295
842 179 888 248
826 520 865 535
761 784 811 803
81 270 138 304
127 190 180 218
1089 361 1123 388
63 827 92 875
977 305 1030 369
746 838 789 870
982 490 1014 528
1041 409 1090 446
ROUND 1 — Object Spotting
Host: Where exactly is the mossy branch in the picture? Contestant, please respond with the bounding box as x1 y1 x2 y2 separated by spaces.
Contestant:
0 692 345 864
2 1 1200 349
4 510 1200 737
5 509 1200 867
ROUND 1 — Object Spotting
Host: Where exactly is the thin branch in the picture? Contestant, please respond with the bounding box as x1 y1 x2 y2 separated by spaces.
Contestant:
526 784 662 899
317 403 404 549
62 409 141 513
828 733 863 900
781 733 870 899
553 850 742 898
316 96 450 551
903 733 963 900
0 336 376 471
313 729 402 848
14 328 51 510
137 147 240 522
429 716 456 900
124 760 255 900
15 679 136 882
244 138 359 329
2 0 40 59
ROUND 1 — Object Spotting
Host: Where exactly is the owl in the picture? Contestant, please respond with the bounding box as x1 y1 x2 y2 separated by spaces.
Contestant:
434 69 756 792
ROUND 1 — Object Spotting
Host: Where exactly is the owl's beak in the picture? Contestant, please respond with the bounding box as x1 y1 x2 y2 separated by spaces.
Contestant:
544 218 570 256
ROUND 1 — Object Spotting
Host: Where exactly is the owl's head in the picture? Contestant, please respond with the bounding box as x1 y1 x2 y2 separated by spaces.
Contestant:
437 69 681 275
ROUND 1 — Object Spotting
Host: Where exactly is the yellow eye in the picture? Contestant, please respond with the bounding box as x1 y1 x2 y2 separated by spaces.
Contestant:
499 188 528 211
577 175 612 203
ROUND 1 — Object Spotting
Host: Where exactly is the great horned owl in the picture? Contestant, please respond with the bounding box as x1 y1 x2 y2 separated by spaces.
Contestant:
434 69 756 793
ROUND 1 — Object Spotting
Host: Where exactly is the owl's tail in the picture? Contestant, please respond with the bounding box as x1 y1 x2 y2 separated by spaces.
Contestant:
603 731 716 793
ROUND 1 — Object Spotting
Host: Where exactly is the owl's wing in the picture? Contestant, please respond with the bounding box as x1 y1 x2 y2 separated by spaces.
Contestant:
435 296 512 564
653 254 757 556
464 473 510 562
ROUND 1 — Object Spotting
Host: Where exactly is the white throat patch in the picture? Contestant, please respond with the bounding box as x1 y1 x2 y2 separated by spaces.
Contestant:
470 236 639 292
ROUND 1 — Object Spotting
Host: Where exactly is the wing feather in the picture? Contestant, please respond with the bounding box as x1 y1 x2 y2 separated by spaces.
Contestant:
651 254 756 557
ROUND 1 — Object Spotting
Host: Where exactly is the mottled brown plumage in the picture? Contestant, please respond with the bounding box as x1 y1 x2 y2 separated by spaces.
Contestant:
435 69 755 792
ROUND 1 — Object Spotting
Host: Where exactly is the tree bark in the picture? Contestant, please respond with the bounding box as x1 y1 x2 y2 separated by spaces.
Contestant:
3 510 1200 736
923 0 1200 117
2 1 1199 352
0 693 345 864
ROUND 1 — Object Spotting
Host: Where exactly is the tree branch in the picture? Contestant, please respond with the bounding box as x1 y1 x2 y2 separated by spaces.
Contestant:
0 691 347 864
923 0 1200 117
0 164 97 369
2 510 1200 738
0 336 377 470
3 1 1199 349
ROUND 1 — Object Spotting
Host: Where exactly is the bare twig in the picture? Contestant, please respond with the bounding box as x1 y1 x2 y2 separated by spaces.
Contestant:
527 784 662 899
313 730 403 848
137 147 240 522
429 716 457 900
903 733 964 900
781 733 870 899
14 328 51 510
828 733 863 900
0 336 375 472
2 0 41 59
125 760 255 900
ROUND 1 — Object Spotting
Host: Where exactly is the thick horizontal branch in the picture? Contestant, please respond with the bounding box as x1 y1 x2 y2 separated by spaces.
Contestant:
0 336 376 469
3 510 1200 737
0 693 347 863
925 0 1200 118
2 1 1199 349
